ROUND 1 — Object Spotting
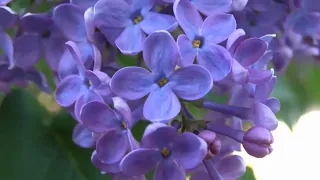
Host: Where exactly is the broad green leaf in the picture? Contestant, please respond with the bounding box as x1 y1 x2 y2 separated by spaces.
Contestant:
0 89 109 180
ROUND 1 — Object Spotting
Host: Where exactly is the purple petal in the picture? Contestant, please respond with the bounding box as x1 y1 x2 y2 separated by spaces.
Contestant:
177 34 197 67
0 6 18 29
120 148 161 176
250 103 278 131
127 130 140 151
91 150 121 173
140 12 177 34
169 65 212 100
84 7 95 42
74 90 104 121
57 48 79 79
131 0 153 12
25 67 52 94
234 38 268 67
110 67 156 100
154 160 185 180
192 0 232 15
142 124 177 149
45 35 67 71
143 86 181 122
72 123 95 148
65 41 87 75
197 44 232 81
94 0 131 28
0 0 12 6
80 101 119 133
14 34 42 69
53 4 86 42
265 98 280 113
201 14 236 44
190 171 210 180
226 29 246 50
248 69 273 84
92 44 102 71
0 30 13 68
71 0 98 10
85 70 110 87
255 76 276 103
20 13 52 34
96 130 128 164
98 26 124 46
173 0 203 38
302 0 320 12
260 34 276 44
231 60 248 84
115 25 146 55
112 97 133 127
55 75 87 107
143 31 178 76
216 155 246 179
172 132 207 169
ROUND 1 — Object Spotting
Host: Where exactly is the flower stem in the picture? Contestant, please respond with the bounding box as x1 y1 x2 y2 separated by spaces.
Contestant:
203 159 223 180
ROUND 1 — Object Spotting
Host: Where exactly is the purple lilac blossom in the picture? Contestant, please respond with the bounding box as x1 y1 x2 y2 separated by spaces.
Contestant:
20 12 67 71
80 97 139 164
93 0 178 55
55 41 112 121
174 0 236 81
110 30 213 122
120 123 207 180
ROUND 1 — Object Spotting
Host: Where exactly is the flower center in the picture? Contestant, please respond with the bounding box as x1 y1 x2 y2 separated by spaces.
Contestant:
133 15 143 24
161 147 171 157
192 36 204 48
193 39 201 48
157 77 168 87
121 121 127 129
41 30 51 38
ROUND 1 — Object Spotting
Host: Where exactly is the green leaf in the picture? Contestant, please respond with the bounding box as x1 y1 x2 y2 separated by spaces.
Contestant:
0 89 109 180
117 54 137 67
272 62 320 129
239 166 257 180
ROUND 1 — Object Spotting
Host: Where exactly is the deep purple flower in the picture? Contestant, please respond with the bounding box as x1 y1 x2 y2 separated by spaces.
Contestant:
80 97 139 164
243 126 274 158
227 30 273 84
55 41 112 121
235 1 289 37
174 0 236 81
120 123 207 179
0 31 51 94
110 31 213 122
93 0 178 54
164 0 232 15
20 12 67 71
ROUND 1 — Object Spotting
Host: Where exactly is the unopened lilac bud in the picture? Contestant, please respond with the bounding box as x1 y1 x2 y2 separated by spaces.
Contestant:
198 130 221 158
209 138 221 155
243 126 274 158
198 130 216 144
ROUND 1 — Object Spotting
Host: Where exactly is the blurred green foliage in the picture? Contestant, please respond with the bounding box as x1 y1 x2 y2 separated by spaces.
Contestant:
0 89 110 180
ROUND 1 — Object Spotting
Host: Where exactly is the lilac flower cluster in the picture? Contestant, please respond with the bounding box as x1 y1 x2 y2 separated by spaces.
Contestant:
233 0 320 72
0 0 284 179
